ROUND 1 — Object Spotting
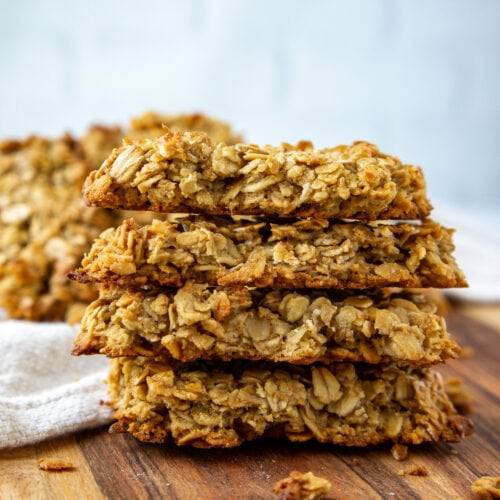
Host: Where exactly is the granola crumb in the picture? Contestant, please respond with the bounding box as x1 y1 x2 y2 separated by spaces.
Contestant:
471 476 500 499
449 448 459 456
272 470 331 500
397 465 429 477
38 458 74 471
406 465 429 476
351 458 360 466
391 444 409 461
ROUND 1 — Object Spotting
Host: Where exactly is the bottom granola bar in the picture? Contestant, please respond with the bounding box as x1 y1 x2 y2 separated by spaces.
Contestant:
108 357 473 448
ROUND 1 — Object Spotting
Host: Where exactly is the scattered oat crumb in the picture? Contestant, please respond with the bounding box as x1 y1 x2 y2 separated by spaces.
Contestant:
273 471 331 500
460 345 475 358
449 448 459 456
73 376 81 382
351 458 360 466
444 376 473 414
397 465 429 477
471 476 500 499
38 458 74 471
406 465 428 476
391 444 409 461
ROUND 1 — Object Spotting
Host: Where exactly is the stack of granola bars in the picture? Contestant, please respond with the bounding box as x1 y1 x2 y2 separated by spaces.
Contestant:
71 130 473 448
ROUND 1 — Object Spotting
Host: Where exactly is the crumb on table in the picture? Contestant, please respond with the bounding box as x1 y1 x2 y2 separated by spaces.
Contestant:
391 444 409 461
38 458 74 471
397 465 429 477
273 470 331 500
471 476 500 499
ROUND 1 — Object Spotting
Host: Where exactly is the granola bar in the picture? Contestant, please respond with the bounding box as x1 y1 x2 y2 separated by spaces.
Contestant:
74 284 460 366
107 357 473 448
82 129 432 220
0 135 118 321
70 216 467 290
128 111 243 144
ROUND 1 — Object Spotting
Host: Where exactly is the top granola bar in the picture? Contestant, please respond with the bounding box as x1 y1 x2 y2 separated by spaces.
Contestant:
82 129 432 220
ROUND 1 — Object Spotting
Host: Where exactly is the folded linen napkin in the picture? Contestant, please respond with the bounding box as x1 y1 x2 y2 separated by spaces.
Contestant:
0 320 112 449
434 205 500 301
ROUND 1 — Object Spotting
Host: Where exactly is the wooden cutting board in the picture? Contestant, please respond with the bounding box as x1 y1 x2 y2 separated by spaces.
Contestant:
1 306 499 499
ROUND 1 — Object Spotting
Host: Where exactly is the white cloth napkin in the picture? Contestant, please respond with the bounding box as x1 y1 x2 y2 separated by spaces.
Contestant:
0 320 112 449
433 205 500 302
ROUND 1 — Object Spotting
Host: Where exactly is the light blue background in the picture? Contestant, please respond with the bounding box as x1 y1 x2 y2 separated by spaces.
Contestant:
1 0 499 226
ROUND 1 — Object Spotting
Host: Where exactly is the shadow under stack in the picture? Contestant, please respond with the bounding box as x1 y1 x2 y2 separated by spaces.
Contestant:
70 129 473 448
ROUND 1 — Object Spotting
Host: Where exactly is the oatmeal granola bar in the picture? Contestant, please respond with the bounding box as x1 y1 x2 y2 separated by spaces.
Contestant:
70 216 467 290
0 135 118 321
107 357 473 448
74 283 460 366
128 111 243 144
82 129 432 219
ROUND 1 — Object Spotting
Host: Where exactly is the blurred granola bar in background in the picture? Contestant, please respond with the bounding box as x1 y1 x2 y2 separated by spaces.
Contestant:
0 112 243 322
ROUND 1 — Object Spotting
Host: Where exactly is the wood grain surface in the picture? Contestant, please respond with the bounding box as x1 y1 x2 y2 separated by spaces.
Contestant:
1 305 499 500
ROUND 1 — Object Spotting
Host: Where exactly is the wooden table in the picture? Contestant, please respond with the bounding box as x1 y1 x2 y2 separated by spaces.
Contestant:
1 303 499 499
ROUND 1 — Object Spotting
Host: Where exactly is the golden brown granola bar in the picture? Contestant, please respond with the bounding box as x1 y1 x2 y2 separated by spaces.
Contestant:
82 129 432 219
70 216 467 290
74 283 460 366
107 357 473 448
0 135 118 321
128 111 243 144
